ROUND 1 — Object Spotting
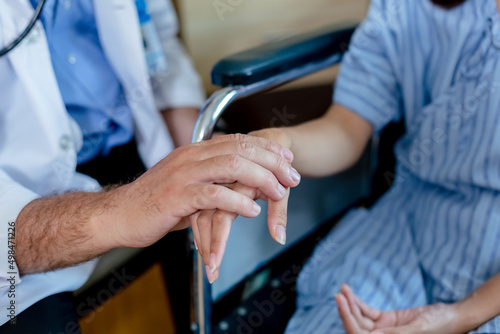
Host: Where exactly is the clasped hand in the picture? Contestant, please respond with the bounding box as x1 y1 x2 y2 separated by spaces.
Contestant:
188 129 296 283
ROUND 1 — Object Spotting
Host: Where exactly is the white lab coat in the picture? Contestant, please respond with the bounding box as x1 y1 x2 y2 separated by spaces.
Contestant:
0 0 204 321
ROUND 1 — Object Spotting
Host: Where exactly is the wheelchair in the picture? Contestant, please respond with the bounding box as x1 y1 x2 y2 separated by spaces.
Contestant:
187 22 405 334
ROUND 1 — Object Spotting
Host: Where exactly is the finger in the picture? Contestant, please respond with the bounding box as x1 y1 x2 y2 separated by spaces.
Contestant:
344 285 381 321
336 293 363 334
190 212 201 253
211 267 220 284
191 184 262 218
198 133 294 163
210 210 237 272
190 213 210 282
356 295 381 321
227 182 260 200
196 210 217 285
248 129 293 161
195 140 300 189
267 188 290 245
340 285 375 330
209 182 257 271
198 155 292 202
197 209 215 269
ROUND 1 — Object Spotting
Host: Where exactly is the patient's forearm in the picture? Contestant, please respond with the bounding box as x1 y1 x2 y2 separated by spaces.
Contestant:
15 190 120 274
283 104 373 177
455 272 500 332
162 107 199 147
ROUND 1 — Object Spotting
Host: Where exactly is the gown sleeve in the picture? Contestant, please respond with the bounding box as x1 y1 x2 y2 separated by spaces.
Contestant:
334 0 404 133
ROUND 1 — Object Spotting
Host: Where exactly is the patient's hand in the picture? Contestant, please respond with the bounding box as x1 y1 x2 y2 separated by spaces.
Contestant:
190 183 291 283
336 285 462 334
191 128 297 283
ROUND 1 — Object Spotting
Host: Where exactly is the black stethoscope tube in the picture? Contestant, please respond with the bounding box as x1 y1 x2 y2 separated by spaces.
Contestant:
0 0 47 57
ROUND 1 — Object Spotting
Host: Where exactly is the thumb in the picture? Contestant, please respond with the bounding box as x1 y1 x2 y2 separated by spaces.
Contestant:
267 188 290 245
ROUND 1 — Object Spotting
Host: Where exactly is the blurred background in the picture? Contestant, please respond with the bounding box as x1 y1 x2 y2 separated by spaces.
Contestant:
175 0 369 93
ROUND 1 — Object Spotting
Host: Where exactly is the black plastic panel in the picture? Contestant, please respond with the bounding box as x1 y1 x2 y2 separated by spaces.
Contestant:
211 24 357 87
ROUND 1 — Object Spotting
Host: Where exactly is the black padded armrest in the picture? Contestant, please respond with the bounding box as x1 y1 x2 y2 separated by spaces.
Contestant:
211 24 358 87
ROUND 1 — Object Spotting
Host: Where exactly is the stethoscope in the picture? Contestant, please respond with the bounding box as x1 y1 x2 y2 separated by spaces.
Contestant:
0 0 47 57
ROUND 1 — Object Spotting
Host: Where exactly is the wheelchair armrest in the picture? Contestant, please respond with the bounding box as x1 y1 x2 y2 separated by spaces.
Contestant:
212 24 357 87
192 23 359 144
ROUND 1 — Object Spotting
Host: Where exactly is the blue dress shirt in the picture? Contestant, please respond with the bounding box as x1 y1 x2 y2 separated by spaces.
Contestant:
30 0 135 164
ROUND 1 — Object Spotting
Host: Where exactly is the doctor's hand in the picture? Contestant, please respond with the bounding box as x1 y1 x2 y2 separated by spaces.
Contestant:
336 285 462 334
191 128 298 283
105 133 299 250
16 134 299 275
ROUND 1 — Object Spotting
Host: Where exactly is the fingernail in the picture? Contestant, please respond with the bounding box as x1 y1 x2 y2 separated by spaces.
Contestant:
278 184 287 197
275 225 286 245
253 202 261 214
194 240 198 251
216 243 226 267
281 148 293 161
213 269 219 283
290 167 301 183
205 265 212 282
209 253 217 273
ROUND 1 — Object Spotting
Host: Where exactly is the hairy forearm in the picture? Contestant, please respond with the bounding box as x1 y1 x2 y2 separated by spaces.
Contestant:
12 134 300 276
283 104 373 177
455 272 500 332
15 190 120 275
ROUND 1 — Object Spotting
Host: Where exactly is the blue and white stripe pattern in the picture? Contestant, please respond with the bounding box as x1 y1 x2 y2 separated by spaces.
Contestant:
286 0 500 332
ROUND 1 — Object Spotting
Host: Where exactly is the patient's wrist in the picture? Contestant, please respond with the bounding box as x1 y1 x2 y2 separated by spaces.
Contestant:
453 297 485 333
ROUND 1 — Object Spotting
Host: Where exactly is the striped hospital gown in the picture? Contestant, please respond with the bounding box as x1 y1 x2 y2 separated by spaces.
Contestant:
285 0 500 333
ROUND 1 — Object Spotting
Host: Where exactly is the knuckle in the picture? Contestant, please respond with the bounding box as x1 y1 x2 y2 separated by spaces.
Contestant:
264 171 277 188
263 136 275 151
228 133 245 142
198 212 211 226
228 154 243 172
275 155 288 174
236 140 256 158
206 185 224 201
194 189 208 208
213 211 227 225
238 194 250 211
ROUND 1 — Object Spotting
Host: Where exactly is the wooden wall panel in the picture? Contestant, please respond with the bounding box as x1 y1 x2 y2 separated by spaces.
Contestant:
176 0 369 93
79 263 176 334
